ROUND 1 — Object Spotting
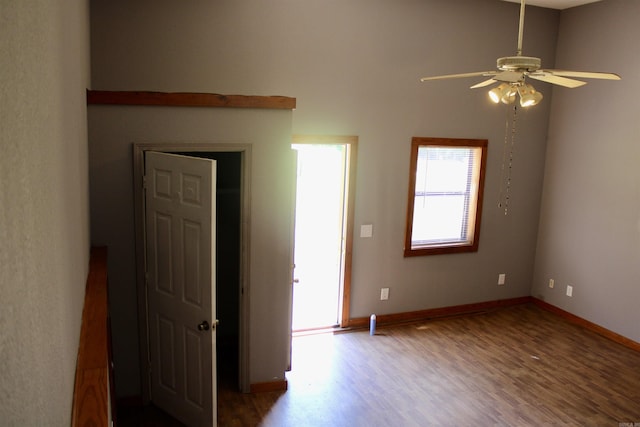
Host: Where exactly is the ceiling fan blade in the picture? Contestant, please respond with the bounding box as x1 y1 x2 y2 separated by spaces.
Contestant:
470 79 497 89
542 69 621 80
528 73 587 88
420 71 495 82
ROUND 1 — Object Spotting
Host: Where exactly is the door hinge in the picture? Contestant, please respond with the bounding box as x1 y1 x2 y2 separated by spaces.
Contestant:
142 175 148 189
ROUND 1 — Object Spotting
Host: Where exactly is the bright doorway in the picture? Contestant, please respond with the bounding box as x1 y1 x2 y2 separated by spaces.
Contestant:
291 136 357 331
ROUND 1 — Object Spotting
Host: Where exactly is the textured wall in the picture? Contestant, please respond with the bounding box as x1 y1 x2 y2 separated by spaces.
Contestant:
533 0 640 342
89 0 559 396
0 0 91 425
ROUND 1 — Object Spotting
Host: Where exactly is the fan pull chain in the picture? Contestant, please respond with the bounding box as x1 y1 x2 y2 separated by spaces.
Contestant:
498 104 517 215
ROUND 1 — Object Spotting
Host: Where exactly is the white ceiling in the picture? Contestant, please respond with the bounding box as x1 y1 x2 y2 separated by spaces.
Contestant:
501 0 601 10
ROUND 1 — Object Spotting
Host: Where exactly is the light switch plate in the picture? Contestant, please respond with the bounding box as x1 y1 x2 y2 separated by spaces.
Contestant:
360 224 373 238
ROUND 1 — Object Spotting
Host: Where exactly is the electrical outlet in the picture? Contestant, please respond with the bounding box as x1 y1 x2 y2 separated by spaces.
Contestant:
380 288 389 300
549 279 554 289
566 285 573 297
498 273 506 285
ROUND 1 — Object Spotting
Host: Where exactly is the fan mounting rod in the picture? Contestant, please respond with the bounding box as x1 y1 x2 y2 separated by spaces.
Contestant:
517 0 526 56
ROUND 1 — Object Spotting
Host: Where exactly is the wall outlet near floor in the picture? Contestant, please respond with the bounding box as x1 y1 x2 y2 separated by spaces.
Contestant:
498 273 506 285
566 285 573 297
380 287 389 300
549 279 555 289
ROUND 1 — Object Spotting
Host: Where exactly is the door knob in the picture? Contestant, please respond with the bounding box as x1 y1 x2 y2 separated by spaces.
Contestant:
197 320 210 331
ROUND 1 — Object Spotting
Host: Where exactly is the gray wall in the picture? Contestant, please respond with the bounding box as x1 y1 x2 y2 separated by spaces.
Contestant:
90 0 559 397
88 106 294 397
533 0 640 342
0 0 91 424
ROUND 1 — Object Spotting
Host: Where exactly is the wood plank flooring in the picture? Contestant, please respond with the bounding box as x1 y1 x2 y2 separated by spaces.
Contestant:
123 304 640 426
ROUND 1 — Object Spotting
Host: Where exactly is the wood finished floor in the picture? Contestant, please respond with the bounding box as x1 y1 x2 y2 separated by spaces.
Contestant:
121 304 640 426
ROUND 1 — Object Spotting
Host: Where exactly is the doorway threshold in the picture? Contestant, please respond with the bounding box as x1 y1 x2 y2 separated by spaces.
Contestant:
292 324 341 337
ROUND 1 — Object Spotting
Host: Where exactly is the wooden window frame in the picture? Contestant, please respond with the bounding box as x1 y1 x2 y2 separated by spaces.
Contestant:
404 137 488 257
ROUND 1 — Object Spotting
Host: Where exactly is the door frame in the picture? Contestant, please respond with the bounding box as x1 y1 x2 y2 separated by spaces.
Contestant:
291 135 357 327
133 142 252 401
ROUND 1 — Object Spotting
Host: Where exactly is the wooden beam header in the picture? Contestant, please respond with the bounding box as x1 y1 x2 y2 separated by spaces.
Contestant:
87 90 296 110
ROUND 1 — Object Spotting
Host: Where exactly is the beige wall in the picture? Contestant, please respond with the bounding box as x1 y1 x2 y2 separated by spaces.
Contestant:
90 0 560 397
533 0 640 342
0 0 91 424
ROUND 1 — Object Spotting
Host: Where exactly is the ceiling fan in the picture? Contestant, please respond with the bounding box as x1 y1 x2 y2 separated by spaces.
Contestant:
420 0 620 107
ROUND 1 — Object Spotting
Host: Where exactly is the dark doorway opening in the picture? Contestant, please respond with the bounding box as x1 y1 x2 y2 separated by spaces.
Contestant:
177 151 242 390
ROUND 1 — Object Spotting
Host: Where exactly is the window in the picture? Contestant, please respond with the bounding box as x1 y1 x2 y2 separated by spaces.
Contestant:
404 137 487 256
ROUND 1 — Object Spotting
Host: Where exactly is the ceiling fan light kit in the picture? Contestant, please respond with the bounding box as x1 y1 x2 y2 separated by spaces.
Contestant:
517 84 543 107
489 81 542 107
419 0 620 107
489 82 517 104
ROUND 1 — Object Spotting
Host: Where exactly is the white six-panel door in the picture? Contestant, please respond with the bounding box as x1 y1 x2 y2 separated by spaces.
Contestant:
145 151 216 427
